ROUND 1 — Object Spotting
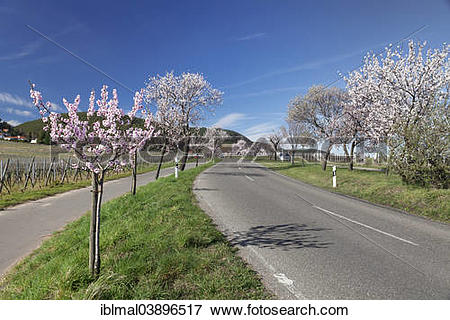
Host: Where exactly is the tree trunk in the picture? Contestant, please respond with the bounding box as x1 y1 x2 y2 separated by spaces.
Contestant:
211 141 215 162
321 148 332 171
94 172 104 276
155 142 167 180
131 149 138 195
89 171 105 277
196 156 199 167
89 173 99 276
273 151 277 161
343 143 349 158
349 141 356 171
291 150 295 165
180 136 190 171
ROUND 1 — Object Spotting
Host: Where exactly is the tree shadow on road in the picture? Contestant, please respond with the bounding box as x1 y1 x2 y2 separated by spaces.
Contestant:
227 223 333 250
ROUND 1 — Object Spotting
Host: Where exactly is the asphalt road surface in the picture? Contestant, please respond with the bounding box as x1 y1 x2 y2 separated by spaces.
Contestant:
0 162 200 277
194 159 450 299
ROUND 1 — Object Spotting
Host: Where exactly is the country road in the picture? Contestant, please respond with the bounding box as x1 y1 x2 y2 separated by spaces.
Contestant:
194 159 450 299
0 162 200 276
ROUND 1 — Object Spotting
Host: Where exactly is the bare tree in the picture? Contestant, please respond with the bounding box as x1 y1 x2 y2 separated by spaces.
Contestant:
268 130 282 161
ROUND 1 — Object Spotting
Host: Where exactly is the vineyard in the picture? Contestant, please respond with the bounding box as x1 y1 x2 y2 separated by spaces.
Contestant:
0 140 177 196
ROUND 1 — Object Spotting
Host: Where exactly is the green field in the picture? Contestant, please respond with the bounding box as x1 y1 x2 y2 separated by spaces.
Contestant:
0 140 57 159
258 161 450 223
0 162 271 299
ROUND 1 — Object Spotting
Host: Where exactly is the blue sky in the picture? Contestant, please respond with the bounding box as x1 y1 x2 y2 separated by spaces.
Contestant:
0 0 449 140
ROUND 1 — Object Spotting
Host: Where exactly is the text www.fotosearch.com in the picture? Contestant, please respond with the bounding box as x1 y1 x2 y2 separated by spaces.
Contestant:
210 304 348 316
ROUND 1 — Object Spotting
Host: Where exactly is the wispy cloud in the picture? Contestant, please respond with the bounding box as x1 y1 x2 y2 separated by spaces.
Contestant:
227 86 305 99
5 107 32 117
0 22 86 62
213 113 246 128
0 6 15 14
5 119 21 126
0 41 41 61
243 122 280 141
224 48 367 89
0 92 33 108
235 33 266 41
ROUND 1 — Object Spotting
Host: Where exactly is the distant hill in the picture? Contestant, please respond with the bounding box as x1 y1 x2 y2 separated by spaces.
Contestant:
15 114 252 144
196 126 251 144
14 118 45 139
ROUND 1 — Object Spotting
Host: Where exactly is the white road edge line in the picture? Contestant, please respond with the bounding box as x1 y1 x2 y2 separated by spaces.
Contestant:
313 205 419 246
245 175 255 182
248 247 304 299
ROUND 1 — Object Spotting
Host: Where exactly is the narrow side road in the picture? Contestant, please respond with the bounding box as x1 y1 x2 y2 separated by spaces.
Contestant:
0 162 200 276
194 159 450 299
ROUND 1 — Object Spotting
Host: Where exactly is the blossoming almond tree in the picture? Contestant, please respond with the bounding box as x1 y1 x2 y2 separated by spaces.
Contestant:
232 139 249 156
205 126 227 161
288 86 347 170
145 72 223 171
345 41 448 141
187 128 209 166
280 120 311 165
128 89 157 194
335 101 366 170
144 92 183 180
30 84 155 276
345 41 449 186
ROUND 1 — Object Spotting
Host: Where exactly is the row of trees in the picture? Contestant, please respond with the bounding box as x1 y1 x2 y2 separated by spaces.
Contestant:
30 72 224 276
282 40 448 188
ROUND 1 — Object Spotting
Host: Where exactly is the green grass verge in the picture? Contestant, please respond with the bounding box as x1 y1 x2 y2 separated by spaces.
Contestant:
258 161 449 223
0 161 182 210
0 162 271 299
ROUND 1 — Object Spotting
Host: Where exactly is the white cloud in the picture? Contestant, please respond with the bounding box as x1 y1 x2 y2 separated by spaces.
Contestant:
213 113 246 128
235 33 266 41
6 120 21 126
0 92 33 108
243 122 280 141
49 102 62 111
5 107 32 117
0 92 61 111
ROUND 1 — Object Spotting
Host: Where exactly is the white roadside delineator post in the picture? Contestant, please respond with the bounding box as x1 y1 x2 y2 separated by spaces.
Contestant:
175 156 179 179
332 165 337 188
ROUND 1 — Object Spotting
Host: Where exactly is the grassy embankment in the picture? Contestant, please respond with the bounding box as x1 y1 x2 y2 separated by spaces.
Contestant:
0 162 271 299
258 161 449 223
